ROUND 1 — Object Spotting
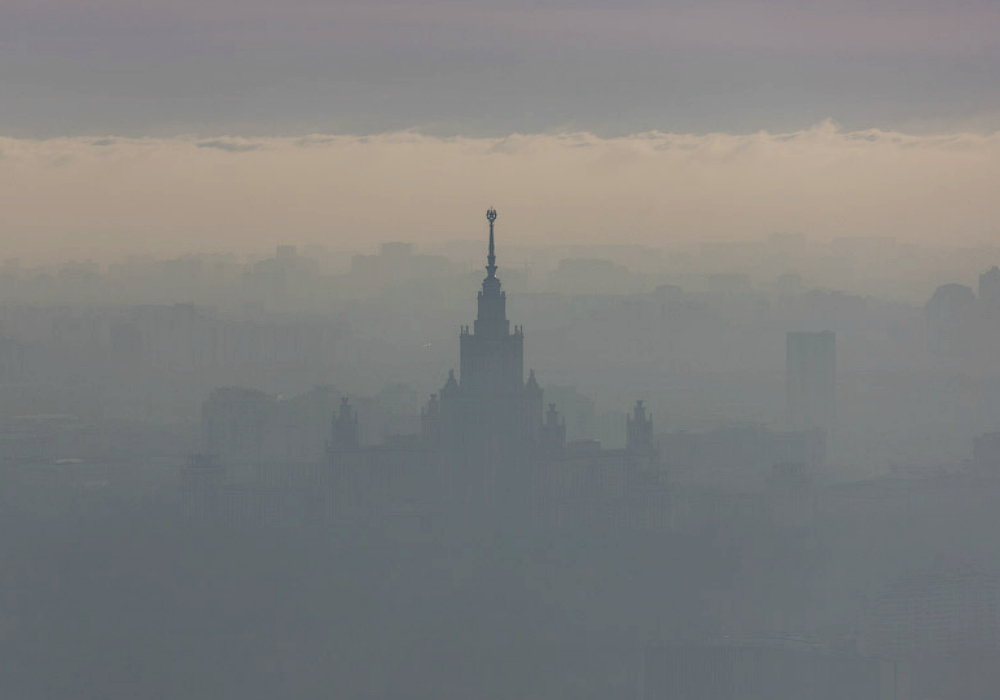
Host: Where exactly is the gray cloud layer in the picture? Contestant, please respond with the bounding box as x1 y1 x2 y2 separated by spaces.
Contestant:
2 1 998 137
1 124 996 262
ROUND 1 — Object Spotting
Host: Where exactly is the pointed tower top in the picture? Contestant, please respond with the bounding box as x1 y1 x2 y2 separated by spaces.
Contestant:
486 208 498 279
525 368 542 394
546 403 560 425
442 369 459 395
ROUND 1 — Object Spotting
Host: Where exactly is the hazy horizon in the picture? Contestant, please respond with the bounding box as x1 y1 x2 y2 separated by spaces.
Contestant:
5 0 997 264
1 121 998 263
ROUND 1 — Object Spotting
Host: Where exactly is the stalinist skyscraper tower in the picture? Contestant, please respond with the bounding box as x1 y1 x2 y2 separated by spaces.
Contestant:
436 209 544 516
328 210 662 532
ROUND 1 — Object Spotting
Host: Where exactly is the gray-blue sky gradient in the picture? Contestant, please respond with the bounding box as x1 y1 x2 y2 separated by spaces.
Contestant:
4 0 999 137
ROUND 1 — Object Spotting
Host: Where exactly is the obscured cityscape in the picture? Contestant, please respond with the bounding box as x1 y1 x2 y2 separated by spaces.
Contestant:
3 211 1000 698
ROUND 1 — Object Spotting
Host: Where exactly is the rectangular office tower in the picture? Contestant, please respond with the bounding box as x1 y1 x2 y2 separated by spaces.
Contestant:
786 331 836 434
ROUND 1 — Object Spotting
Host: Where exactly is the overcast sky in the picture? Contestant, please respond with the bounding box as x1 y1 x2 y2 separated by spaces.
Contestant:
1 0 998 260
4 0 999 137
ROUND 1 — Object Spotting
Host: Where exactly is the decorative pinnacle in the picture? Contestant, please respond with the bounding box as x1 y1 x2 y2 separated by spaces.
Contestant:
486 207 498 278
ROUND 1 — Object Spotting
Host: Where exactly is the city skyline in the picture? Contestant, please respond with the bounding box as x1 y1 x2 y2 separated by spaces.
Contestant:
5 203 1000 699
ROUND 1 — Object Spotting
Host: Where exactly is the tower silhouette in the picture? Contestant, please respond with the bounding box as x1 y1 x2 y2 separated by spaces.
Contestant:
437 209 543 518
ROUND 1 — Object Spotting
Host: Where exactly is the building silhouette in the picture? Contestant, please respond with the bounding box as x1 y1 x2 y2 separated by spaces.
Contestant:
925 283 975 364
435 208 542 515
535 399 667 534
786 331 836 435
544 385 596 442
326 210 663 532
979 266 1000 307
183 211 666 532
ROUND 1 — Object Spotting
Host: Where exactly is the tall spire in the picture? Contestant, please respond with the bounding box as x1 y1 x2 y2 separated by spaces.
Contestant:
475 207 508 335
486 208 498 279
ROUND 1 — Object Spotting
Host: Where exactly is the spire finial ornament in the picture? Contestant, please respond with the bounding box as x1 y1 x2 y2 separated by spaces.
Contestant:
486 208 498 279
